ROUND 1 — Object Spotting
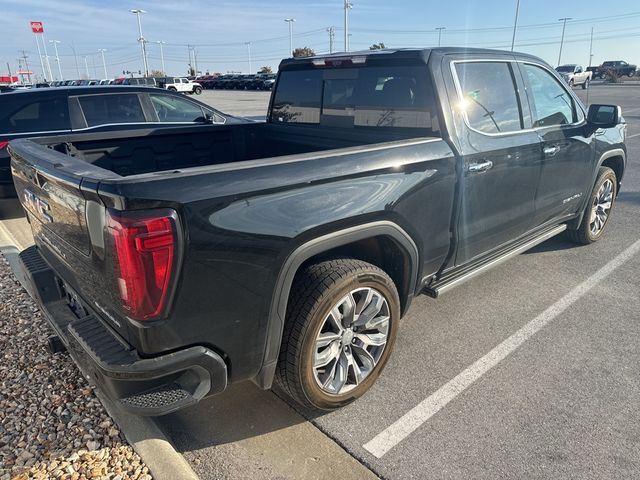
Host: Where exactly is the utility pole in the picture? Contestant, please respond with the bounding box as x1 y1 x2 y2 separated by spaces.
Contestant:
588 27 594 67
245 42 252 74
21 50 32 83
344 1 353 52
187 45 192 75
435 27 446 47
557 17 572 66
511 0 521 51
70 43 80 78
16 58 24 84
83 56 90 78
6 62 12 82
157 41 166 74
284 18 295 56
98 49 108 78
130 9 149 77
327 26 335 53
49 40 63 81
193 47 199 76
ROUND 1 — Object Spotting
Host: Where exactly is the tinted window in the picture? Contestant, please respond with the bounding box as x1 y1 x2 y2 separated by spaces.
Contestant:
150 94 208 122
78 94 146 127
271 65 439 130
522 64 575 127
455 62 522 134
0 96 69 134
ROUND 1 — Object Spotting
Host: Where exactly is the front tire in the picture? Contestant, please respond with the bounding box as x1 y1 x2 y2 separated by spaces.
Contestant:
582 78 589 89
193 86 202 95
566 167 617 244
276 259 400 411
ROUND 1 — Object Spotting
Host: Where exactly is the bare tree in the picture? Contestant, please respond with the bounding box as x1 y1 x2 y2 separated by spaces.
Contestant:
258 66 273 74
292 47 315 58
369 43 386 50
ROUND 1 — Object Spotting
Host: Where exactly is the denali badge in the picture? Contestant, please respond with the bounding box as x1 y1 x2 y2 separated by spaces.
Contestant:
562 193 583 205
23 189 53 223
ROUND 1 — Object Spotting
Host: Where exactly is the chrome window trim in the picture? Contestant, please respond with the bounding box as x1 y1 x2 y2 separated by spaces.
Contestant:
450 58 587 138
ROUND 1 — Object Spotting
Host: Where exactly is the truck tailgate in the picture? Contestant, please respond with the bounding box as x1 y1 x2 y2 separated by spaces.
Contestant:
8 138 129 338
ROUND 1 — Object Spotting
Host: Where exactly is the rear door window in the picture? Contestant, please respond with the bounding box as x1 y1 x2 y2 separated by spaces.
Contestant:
78 94 146 127
270 65 439 131
454 61 523 134
0 96 69 134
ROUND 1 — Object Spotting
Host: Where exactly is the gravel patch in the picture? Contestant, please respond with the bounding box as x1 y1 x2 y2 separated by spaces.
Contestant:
0 255 151 479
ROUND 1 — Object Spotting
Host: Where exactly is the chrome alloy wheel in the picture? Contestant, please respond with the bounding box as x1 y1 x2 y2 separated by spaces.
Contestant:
313 287 390 395
590 178 614 235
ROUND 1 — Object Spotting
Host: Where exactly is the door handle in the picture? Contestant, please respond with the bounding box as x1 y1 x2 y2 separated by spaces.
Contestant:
543 145 560 157
467 160 493 173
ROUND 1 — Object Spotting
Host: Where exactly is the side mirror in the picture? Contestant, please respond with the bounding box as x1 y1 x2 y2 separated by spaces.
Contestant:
587 104 621 128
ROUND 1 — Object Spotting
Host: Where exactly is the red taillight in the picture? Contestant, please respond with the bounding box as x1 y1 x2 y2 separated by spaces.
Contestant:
107 210 177 321
0 141 8 150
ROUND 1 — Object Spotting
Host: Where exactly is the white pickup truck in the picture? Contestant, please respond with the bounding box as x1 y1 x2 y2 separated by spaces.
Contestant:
555 64 592 89
159 77 203 95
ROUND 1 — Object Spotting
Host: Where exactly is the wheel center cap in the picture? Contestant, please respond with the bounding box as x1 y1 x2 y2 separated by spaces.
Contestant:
342 328 354 345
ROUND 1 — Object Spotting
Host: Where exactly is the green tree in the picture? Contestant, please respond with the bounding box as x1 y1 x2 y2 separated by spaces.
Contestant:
369 43 386 50
258 66 273 74
292 47 315 58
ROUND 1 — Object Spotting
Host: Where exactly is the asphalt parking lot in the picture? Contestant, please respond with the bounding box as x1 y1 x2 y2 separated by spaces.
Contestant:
1 85 638 480
161 85 640 479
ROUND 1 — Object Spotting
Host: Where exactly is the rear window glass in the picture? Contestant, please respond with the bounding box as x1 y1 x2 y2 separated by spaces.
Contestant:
270 65 439 131
78 94 146 127
0 96 69 134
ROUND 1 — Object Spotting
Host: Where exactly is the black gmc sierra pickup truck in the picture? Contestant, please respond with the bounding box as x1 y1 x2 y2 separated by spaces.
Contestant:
8 47 626 415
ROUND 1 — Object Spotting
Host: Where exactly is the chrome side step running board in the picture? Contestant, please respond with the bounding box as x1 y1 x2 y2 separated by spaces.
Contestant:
423 224 567 298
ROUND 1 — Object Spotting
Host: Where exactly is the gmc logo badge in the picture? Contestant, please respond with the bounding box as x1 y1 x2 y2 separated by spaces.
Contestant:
24 189 53 223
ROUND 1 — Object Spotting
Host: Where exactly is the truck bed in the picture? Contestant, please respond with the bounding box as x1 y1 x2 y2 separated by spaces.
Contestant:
41 122 433 177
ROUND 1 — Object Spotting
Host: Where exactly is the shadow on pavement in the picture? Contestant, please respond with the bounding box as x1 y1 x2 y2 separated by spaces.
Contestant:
0 198 24 220
156 382 320 448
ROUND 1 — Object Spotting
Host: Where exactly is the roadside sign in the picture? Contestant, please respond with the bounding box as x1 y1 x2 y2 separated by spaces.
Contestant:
30 21 44 33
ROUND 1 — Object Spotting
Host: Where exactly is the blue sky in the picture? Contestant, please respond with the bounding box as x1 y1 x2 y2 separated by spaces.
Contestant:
1 0 640 81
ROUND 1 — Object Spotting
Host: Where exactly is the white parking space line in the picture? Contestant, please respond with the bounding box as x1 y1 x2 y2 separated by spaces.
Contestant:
363 238 640 458
626 132 640 139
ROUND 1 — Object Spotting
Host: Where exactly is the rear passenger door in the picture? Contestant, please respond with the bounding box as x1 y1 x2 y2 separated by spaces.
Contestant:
449 58 542 265
72 93 149 130
518 62 593 225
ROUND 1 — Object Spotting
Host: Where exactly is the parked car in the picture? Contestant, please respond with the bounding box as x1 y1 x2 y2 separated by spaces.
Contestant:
158 77 203 94
589 60 637 79
122 77 158 87
556 64 592 89
8 47 625 415
0 86 240 197
253 73 276 90
237 74 256 90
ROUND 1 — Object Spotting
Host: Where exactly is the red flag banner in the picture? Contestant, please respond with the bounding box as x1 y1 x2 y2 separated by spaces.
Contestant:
30 21 44 33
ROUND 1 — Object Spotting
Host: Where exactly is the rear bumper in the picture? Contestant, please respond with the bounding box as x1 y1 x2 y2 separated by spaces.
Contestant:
16 245 228 416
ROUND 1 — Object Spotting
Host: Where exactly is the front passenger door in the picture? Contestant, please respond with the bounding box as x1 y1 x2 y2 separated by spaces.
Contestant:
519 63 593 225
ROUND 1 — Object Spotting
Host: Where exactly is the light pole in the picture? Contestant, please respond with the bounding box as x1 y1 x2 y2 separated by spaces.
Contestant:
344 1 353 52
69 43 80 78
557 17 572 66
435 27 445 47
83 56 90 78
511 0 521 51
49 40 63 81
245 42 252 74
284 18 295 56
33 36 46 82
327 26 335 54
41 33 54 81
98 49 108 78
588 27 594 67
157 41 166 74
130 9 149 77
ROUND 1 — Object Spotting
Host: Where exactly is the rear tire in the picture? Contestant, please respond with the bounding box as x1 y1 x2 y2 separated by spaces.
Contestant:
566 167 617 244
167 87 177 92
193 86 202 95
275 258 400 411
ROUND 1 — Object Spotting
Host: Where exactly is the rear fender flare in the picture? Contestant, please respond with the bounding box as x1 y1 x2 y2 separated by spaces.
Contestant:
254 221 419 389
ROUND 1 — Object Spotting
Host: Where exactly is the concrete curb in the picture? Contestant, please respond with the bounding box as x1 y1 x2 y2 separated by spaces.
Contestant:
96 391 199 480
